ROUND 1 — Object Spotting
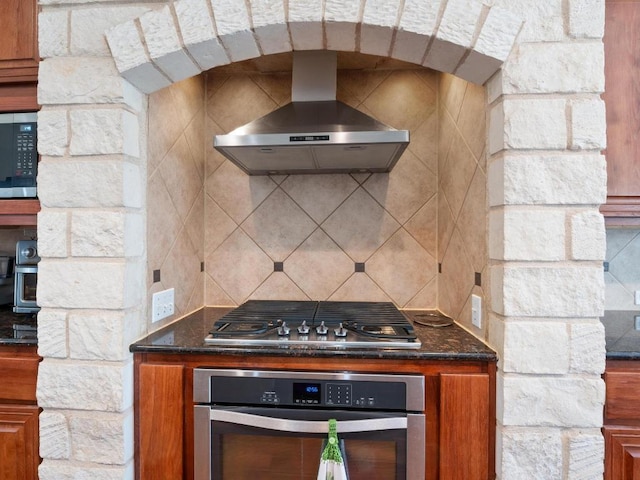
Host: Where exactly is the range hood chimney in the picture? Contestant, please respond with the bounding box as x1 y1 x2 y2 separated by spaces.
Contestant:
214 51 410 175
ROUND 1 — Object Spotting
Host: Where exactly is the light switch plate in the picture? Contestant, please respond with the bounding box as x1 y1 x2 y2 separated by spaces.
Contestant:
635 316 640 331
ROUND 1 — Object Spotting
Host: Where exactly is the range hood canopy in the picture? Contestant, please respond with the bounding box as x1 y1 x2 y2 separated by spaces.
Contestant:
214 51 410 175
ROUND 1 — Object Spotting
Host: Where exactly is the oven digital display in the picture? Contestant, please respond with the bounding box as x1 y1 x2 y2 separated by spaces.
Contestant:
293 382 322 404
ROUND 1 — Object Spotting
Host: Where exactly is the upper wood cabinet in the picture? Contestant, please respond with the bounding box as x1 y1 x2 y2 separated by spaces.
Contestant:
0 0 39 85
601 0 640 224
0 0 40 224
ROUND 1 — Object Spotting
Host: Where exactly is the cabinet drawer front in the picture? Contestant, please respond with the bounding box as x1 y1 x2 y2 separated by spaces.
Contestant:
605 371 640 421
0 357 39 403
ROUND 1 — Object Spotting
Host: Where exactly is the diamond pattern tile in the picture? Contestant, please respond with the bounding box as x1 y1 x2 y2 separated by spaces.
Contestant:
363 70 437 132
159 135 202 220
204 195 237 253
206 160 277 223
364 150 437 225
286 229 354 299
281 174 359 223
329 274 393 303
241 188 316 260
367 229 437 307
250 273 310 301
440 227 475 319
205 229 273 303
404 196 438 256
186 66 486 308
440 129 478 220
322 188 400 262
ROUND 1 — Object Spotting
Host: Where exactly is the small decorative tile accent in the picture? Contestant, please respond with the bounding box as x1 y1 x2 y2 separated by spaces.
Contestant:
355 262 365 272
475 272 482 286
274 262 284 272
153 270 161 283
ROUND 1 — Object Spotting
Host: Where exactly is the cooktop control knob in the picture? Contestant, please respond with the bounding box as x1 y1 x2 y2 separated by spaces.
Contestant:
334 323 347 337
316 321 328 335
297 320 310 335
277 322 290 336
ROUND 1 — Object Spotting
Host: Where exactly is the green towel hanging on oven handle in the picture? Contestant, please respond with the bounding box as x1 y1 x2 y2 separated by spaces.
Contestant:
317 419 348 480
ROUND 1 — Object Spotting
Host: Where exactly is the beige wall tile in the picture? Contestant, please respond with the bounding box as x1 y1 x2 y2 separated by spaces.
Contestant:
240 188 316 261
286 229 354 299
281 174 359 223
205 229 273 303
322 188 400 262
363 70 437 131
367 229 437 307
363 150 437 224
198 68 484 309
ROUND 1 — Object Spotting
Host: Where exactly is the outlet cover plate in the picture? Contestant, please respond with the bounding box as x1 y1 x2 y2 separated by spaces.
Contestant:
471 294 482 328
152 288 175 323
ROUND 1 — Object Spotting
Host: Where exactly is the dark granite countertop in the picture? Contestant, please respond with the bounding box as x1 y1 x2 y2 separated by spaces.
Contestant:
603 310 640 361
130 307 497 362
0 305 37 346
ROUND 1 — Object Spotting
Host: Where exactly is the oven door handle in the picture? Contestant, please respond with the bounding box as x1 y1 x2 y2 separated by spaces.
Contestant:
210 409 408 433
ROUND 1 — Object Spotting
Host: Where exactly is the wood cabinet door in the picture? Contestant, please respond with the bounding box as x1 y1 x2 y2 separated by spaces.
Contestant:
138 363 185 480
604 426 640 480
602 0 640 221
439 373 490 480
0 405 39 480
0 0 38 83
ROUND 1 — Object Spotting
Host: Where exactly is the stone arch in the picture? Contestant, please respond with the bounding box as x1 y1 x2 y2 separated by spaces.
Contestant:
106 0 523 94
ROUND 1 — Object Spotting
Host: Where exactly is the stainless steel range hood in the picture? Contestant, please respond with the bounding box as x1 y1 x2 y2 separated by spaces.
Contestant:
214 51 410 175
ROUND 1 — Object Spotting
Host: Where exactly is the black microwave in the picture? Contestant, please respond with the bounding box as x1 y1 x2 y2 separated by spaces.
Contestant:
0 112 37 198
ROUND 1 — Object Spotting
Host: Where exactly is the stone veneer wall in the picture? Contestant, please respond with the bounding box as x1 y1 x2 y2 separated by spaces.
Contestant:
35 0 607 479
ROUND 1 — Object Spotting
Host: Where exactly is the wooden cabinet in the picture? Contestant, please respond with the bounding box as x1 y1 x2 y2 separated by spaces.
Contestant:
0 0 40 225
439 373 491 480
0 0 38 84
0 0 38 113
0 405 40 480
601 0 640 224
138 363 185 480
0 346 40 480
604 360 640 480
133 353 496 480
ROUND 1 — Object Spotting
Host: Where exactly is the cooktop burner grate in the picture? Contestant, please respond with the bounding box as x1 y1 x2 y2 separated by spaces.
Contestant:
315 301 410 325
213 300 318 325
206 300 421 349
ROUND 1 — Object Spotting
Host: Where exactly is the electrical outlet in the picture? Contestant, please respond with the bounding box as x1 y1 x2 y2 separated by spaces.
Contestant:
152 288 175 323
471 294 482 328
635 291 640 305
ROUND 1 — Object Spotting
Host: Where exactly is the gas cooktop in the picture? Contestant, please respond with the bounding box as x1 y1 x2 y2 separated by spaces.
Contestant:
204 300 422 349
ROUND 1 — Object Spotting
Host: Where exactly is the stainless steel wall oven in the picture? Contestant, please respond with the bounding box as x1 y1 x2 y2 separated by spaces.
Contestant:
193 368 425 480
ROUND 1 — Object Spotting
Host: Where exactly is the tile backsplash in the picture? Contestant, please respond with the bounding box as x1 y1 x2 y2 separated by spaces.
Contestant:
605 228 640 310
147 64 487 322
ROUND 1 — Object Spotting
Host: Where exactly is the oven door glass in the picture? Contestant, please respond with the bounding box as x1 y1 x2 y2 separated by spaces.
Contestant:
195 406 425 480
14 266 38 312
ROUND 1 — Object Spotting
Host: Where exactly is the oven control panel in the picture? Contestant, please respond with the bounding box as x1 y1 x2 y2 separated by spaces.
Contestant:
255 379 383 408
199 369 425 411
